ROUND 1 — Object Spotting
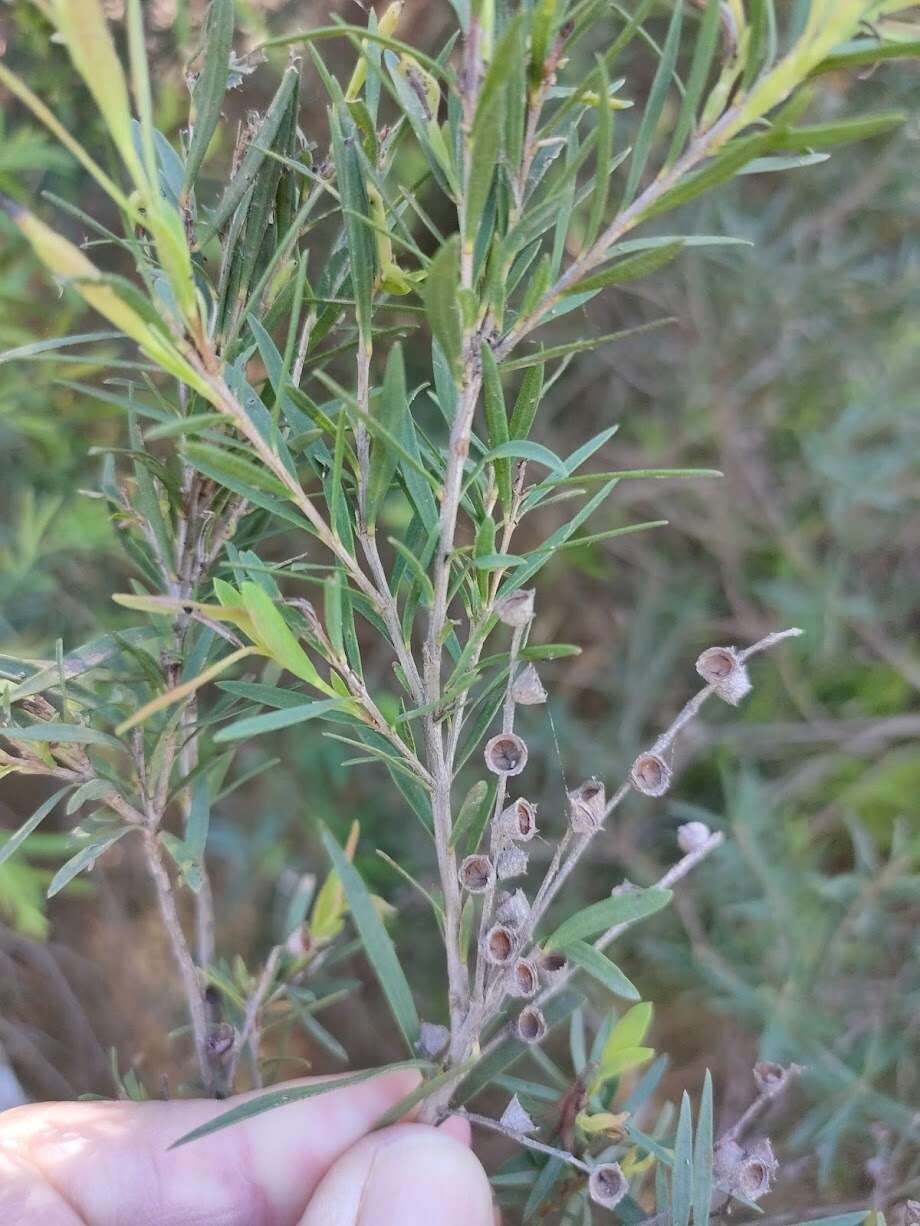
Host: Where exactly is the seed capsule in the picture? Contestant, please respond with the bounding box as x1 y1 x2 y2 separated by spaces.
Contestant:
507 957 539 998
538 949 568 984
418 1021 450 1059
511 664 547 706
516 1005 547 1044
588 1163 628 1209
496 888 530 929
482 923 517 966
484 733 528 776
630 752 672 797
677 820 711 853
696 645 752 706
500 1094 536 1134
567 778 606 833
495 589 535 627
498 798 538 842
459 854 494 893
496 844 528 880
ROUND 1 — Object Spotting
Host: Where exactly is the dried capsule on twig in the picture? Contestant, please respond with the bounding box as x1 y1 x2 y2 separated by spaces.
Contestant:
482 923 517 966
567 778 606 833
507 957 539 998
459 854 494 893
630 751 672 797
418 1021 450 1059
696 645 752 706
500 1094 537 1134
677 820 711 852
516 1005 547 1044
588 1162 628 1209
496 844 529 880
498 797 538 842
484 732 528 776
496 589 535 627
511 663 547 705
538 949 568 984
496 888 530 928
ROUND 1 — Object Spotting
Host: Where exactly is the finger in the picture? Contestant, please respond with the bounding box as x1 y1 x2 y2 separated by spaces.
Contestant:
0 1068 420 1226
299 1122 494 1226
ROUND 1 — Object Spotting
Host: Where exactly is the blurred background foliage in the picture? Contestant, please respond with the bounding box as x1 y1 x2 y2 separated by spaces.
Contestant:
0 0 917 1213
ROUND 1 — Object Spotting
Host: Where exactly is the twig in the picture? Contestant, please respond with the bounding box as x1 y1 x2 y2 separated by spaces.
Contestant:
459 1109 593 1175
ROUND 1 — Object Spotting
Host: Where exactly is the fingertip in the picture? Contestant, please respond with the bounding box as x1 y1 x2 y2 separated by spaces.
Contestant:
300 1122 493 1226
438 1113 472 1146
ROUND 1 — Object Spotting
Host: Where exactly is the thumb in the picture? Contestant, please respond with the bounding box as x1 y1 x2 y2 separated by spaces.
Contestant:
299 1121 495 1226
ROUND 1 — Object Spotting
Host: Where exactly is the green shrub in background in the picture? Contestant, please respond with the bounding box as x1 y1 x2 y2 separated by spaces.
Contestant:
0 0 918 1221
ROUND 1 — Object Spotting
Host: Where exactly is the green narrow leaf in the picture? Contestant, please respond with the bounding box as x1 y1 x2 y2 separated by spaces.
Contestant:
0 785 74 869
668 0 720 164
500 318 673 371
184 0 235 191
319 824 421 1052
508 361 544 440
200 64 299 241
448 779 490 850
215 699 345 742
564 241 684 296
423 236 463 375
641 130 776 220
330 104 376 341
771 112 905 152
480 342 512 509
560 940 640 1000
584 55 612 248
692 1071 713 1225
372 1061 473 1129
622 0 684 206
544 887 672 950
170 1061 427 1147
365 343 407 525
1 723 122 750
672 1090 693 1226
47 827 132 899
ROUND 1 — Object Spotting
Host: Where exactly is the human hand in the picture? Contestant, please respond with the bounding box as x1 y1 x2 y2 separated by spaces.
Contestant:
0 1068 496 1225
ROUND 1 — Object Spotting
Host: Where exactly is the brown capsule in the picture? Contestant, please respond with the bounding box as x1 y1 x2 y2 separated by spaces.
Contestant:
206 1022 236 1059
696 645 752 706
483 923 517 966
507 957 539 998
539 949 568 984
485 732 528 776
516 1005 547 1044
496 589 535 627
459 854 494 894
630 751 672 797
567 778 606 833
500 1093 536 1134
496 844 529 880
499 797 538 842
588 1162 628 1209
753 1060 799 1098
511 663 547 706
418 1020 450 1059
738 1138 778 1202
677 820 711 853
496 888 530 928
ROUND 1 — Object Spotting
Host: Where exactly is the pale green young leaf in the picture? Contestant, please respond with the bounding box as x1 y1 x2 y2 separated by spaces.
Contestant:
239 582 334 693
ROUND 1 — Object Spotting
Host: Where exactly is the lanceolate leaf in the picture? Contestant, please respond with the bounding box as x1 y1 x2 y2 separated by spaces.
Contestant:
672 1091 693 1226
320 825 421 1052
47 826 133 898
564 241 684 296
0 785 74 869
184 0 235 192
544 887 672 950
692 1071 713 1225
560 940 640 1000
330 104 376 342
170 1061 428 1148
365 343 407 525
423 236 463 374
